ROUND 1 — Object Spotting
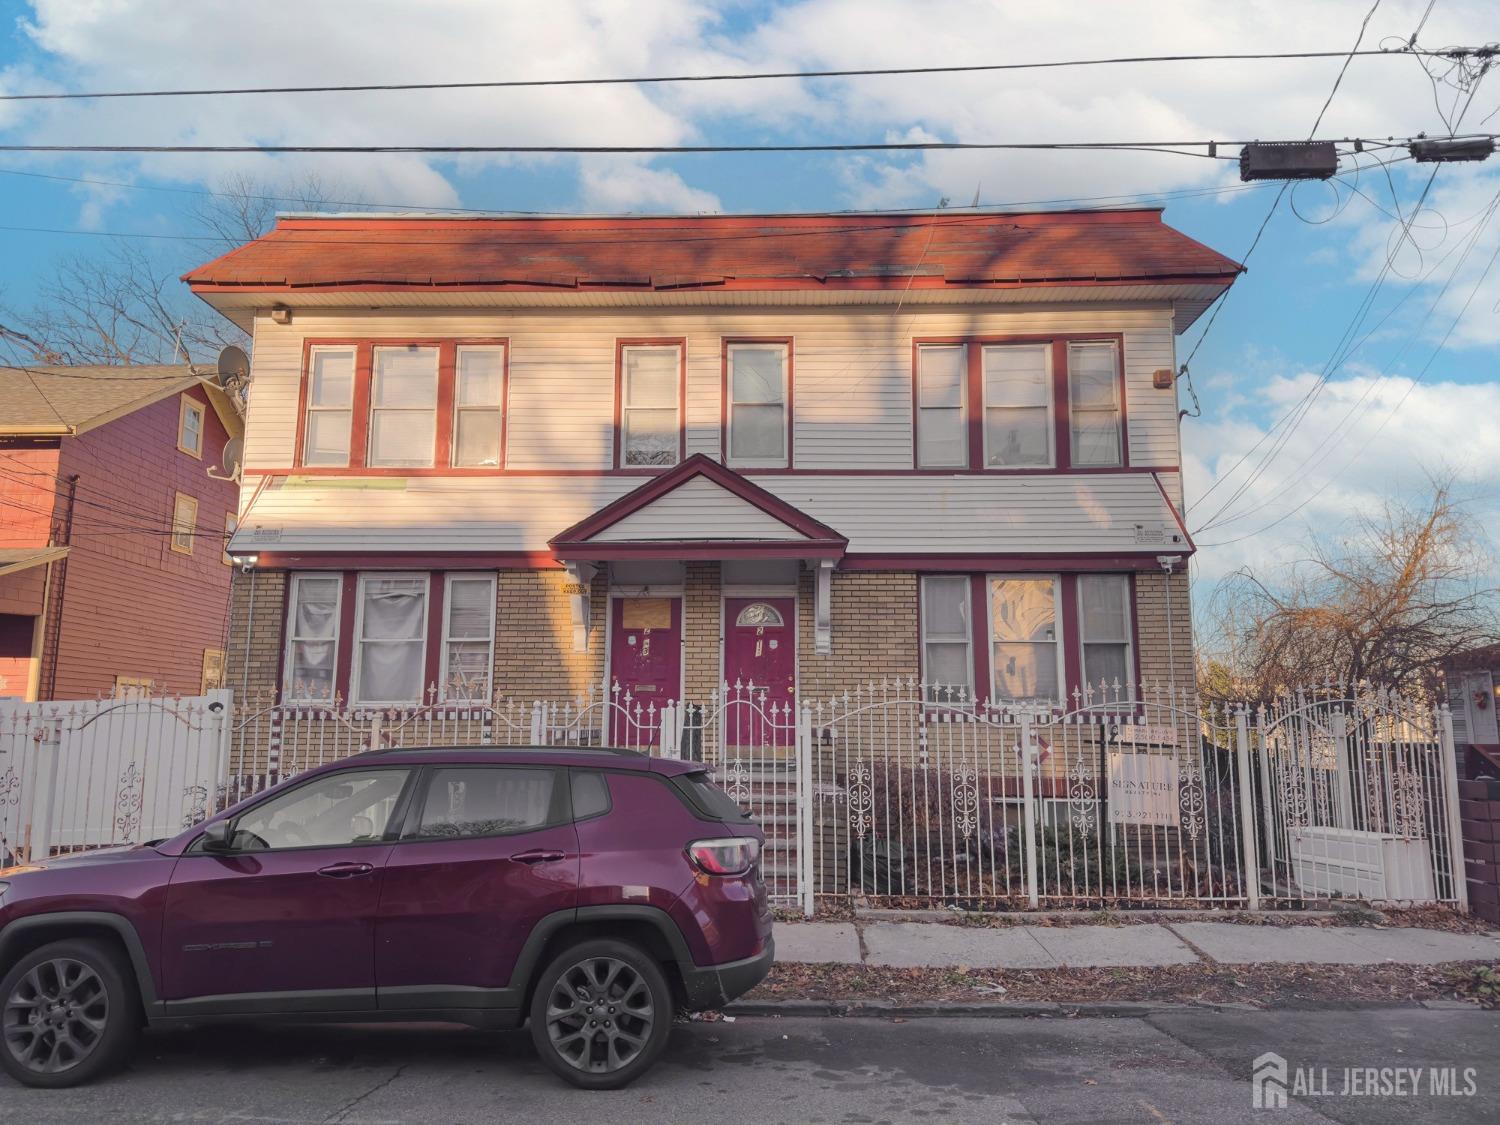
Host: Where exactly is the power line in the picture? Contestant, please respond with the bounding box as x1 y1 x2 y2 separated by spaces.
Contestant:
0 48 1466 103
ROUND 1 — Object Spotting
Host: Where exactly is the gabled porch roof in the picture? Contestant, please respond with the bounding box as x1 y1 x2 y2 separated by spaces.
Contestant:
549 454 848 562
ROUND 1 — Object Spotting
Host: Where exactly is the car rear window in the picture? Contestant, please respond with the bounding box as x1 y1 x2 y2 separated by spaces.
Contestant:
570 770 612 820
671 769 750 822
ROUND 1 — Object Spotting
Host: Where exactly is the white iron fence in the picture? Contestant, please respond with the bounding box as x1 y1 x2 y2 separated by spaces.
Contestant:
0 680 1466 918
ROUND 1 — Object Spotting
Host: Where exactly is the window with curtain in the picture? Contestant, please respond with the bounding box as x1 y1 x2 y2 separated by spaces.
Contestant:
621 345 681 466
920 576 973 700
916 345 967 468
727 343 788 465
982 345 1052 468
354 574 428 704
1069 342 1123 467
369 346 439 467
1079 574 1132 691
442 574 496 701
285 574 341 702
303 347 355 467
989 576 1060 702
452 346 505 467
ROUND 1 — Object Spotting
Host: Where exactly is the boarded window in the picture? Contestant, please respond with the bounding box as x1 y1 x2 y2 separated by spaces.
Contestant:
621 598 672 630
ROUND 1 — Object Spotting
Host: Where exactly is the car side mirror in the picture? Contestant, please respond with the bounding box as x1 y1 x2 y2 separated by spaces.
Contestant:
200 820 233 853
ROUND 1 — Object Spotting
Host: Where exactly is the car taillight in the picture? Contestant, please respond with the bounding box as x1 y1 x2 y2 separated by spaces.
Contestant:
687 836 760 875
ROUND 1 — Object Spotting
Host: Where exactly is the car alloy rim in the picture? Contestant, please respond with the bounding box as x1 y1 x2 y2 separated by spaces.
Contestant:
544 956 655 1073
2 957 110 1074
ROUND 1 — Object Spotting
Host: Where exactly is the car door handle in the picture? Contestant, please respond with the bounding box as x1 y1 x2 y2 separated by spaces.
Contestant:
317 862 375 878
510 849 567 865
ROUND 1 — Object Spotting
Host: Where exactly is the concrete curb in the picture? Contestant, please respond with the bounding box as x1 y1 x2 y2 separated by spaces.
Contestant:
722 996 1485 1019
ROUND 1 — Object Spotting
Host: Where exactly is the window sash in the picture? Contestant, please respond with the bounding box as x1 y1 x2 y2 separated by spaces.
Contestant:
441 574 496 702
452 346 505 467
982 345 1053 468
987 575 1062 703
284 574 342 703
920 575 973 700
621 345 681 467
303 348 356 467
726 343 789 465
368 347 439 468
1068 342 1123 467
179 399 204 456
353 573 429 705
916 345 967 468
1079 574 1133 691
170 494 198 554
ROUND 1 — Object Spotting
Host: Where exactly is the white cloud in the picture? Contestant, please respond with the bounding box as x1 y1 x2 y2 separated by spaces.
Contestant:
577 156 720 212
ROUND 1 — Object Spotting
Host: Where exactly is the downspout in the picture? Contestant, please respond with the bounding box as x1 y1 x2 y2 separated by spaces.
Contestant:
43 474 79 700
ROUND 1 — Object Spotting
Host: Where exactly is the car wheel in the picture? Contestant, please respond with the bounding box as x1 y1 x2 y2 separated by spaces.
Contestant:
528 938 672 1090
0 938 140 1088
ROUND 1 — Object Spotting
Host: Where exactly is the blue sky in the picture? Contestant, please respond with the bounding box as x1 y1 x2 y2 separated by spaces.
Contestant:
1 0 1498 595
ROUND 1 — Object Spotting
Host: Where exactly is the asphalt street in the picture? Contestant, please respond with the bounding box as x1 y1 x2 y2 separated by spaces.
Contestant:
0 1009 1496 1124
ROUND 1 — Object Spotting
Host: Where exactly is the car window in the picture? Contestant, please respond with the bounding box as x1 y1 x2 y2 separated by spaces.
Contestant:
412 767 560 838
231 769 409 851
673 769 750 821
571 770 611 820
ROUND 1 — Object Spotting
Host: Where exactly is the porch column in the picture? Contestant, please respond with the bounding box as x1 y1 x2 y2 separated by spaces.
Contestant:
564 562 597 653
814 559 834 655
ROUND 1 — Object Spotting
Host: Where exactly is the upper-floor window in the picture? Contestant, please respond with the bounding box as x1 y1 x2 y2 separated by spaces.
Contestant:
369 346 439 468
916 345 967 469
178 396 205 458
303 347 356 467
453 346 506 467
1079 574 1132 688
1068 342 1123 467
170 492 198 555
726 341 790 467
353 573 429 705
983 345 1053 468
989 575 1061 702
619 343 682 467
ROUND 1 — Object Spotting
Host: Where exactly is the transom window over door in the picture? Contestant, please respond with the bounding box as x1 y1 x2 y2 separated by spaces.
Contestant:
620 344 681 466
354 574 429 705
303 347 356 466
1069 342 1123 467
726 341 790 467
916 345 967 468
989 576 1061 703
983 345 1052 468
452 346 505 467
369 346 439 467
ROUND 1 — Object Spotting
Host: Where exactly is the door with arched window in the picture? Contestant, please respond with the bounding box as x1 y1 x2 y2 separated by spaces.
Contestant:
723 596 795 746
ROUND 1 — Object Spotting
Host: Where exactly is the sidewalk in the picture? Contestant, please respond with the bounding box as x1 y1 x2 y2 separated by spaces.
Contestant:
776 920 1500 969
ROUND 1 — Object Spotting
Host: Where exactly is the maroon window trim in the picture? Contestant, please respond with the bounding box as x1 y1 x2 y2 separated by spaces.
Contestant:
296 338 510 472
613 338 687 470
910 333 1129 473
721 337 794 468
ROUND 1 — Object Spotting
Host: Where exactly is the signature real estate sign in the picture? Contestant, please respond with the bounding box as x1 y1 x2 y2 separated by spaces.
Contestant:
1106 750 1180 827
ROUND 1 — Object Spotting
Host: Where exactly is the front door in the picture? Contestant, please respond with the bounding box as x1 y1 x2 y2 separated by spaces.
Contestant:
723 596 796 747
608 596 682 746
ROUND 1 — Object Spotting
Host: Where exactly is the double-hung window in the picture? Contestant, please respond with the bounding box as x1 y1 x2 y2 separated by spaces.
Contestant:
170 493 198 555
441 574 496 701
983 345 1052 468
178 396 205 458
368 346 439 468
1069 342 1123 467
920 576 973 700
1079 575 1132 690
353 574 429 705
452 346 505 467
620 344 681 466
303 347 356 467
988 576 1062 703
726 342 789 466
285 574 341 702
916 345 967 468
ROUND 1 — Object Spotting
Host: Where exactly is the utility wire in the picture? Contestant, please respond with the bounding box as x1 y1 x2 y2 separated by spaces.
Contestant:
0 48 1466 102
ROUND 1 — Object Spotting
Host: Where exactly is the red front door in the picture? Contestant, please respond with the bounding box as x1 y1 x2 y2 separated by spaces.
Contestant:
723 596 796 747
608 596 681 745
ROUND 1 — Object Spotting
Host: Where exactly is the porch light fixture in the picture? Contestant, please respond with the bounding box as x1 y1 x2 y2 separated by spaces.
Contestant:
1238 141 1339 181
230 553 260 572
270 305 292 325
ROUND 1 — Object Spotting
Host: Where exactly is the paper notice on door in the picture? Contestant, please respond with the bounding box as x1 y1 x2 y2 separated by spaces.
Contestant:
622 598 672 629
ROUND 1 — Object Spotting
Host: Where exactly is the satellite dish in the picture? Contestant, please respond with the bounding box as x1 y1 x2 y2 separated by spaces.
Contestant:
210 436 243 483
216 345 249 388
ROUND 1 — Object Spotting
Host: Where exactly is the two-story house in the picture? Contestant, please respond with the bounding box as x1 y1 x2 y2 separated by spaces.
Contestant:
187 209 1239 730
0 365 242 700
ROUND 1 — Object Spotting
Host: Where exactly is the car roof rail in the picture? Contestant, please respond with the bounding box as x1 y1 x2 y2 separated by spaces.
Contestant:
360 744 649 759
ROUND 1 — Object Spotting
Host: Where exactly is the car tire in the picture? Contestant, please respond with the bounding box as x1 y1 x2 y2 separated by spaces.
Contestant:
0 938 140 1088
528 938 673 1090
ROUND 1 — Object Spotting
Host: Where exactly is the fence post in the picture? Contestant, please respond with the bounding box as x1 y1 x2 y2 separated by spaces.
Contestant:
1438 705 1469 910
25 713 64 863
798 704 815 917
207 691 232 819
368 712 384 753
1020 712 1040 909
1234 706 1262 910
658 700 678 759
530 701 545 744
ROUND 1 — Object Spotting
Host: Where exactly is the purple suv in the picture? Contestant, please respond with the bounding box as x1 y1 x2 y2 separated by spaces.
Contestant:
0 746 773 1090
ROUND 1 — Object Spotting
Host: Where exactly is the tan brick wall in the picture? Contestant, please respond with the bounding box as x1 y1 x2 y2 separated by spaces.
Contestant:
224 567 286 704
682 562 722 703
1134 568 1195 694
797 569 920 702
493 568 606 700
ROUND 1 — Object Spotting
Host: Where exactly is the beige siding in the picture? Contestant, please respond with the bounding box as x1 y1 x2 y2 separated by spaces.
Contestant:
591 477 806 542
242 305 1182 475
